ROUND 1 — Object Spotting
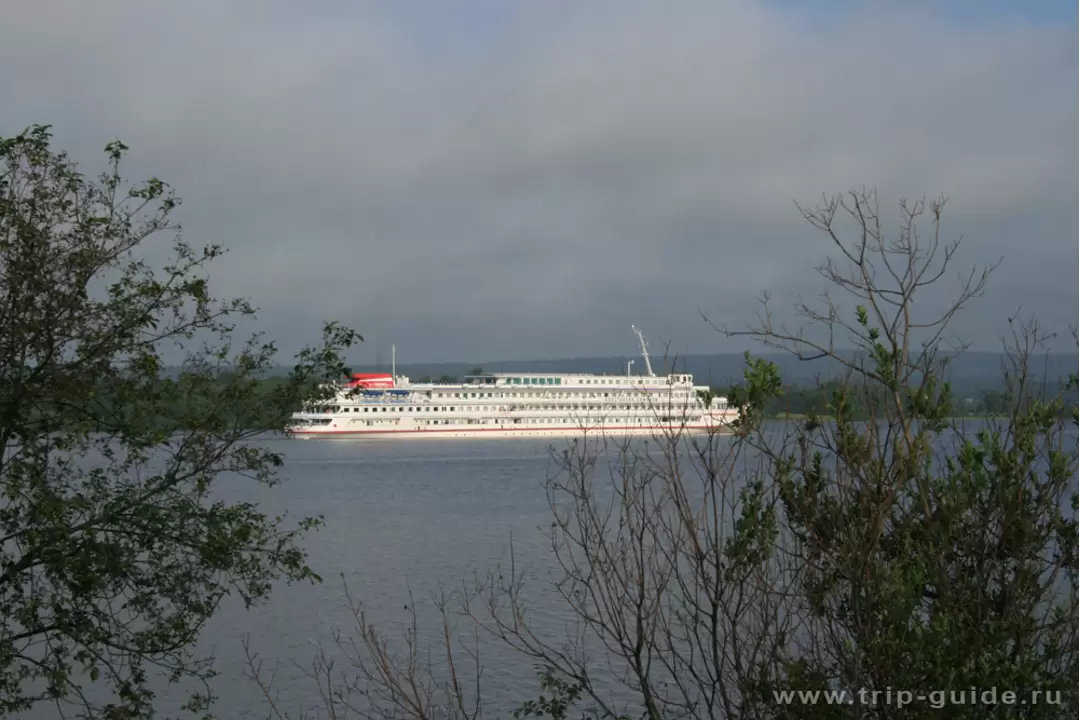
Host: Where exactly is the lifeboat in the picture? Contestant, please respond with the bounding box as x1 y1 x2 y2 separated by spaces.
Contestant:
344 373 395 389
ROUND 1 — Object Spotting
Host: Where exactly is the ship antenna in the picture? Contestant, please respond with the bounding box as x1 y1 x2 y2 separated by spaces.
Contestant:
631 325 655 377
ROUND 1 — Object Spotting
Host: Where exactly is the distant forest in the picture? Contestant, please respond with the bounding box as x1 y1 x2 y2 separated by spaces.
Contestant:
750 379 1071 419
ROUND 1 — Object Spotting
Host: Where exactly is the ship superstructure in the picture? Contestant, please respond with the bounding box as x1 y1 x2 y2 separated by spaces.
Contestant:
286 329 737 439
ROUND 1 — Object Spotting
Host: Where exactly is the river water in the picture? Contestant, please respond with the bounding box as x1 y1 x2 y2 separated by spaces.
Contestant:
199 436 576 718
24 434 634 719
23 421 1078 719
191 435 647 719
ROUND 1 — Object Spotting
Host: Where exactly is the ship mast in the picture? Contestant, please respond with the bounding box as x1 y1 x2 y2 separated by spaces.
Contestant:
631 325 655 377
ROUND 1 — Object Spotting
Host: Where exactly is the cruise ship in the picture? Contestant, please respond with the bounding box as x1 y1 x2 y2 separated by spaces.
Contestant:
286 328 738 439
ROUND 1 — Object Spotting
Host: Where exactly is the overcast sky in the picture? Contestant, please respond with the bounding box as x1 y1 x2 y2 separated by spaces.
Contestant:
2 0 1076 364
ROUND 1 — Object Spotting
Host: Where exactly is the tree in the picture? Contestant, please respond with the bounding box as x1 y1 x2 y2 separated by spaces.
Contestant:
0 126 360 717
721 191 1077 717
470 367 484 376
250 191 1077 718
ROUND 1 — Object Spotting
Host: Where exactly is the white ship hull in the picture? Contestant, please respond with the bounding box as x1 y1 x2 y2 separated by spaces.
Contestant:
286 419 731 440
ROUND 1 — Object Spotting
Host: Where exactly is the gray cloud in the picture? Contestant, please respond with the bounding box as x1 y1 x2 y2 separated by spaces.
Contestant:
1 0 1075 364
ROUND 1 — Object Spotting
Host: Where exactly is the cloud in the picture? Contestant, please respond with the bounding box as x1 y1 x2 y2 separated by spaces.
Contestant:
1 0 1075 363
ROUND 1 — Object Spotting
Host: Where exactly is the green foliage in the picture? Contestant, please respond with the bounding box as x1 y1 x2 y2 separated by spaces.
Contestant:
513 670 602 720
725 351 783 433
78 373 318 432
0 126 359 717
701 192 1075 717
742 307 1078 719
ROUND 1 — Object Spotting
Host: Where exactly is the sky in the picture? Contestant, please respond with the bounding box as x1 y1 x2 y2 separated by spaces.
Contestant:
1 0 1076 365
